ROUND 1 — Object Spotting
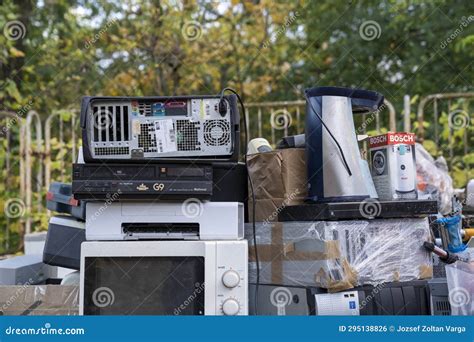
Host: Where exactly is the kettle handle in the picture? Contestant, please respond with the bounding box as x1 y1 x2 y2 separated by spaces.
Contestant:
305 87 384 114
350 89 384 114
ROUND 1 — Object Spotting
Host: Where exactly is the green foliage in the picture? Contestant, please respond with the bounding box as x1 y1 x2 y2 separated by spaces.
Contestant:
2 0 473 115
0 0 473 253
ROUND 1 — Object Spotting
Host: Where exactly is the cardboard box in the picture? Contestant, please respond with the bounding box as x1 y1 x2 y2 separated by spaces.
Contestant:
246 218 432 292
369 132 418 201
247 148 307 222
0 285 79 315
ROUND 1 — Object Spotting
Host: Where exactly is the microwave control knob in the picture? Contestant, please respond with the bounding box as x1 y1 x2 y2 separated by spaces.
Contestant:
222 270 240 288
222 298 240 316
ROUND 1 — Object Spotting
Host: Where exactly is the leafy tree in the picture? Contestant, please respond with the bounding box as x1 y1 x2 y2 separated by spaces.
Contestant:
0 0 472 252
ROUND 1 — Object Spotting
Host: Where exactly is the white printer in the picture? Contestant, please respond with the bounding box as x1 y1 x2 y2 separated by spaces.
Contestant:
85 201 244 241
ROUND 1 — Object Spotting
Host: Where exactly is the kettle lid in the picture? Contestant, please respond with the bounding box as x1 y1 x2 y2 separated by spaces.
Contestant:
305 86 384 114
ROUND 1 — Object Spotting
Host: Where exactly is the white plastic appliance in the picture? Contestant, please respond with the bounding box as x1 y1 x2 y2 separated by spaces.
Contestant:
394 144 416 193
85 201 244 240
80 240 248 315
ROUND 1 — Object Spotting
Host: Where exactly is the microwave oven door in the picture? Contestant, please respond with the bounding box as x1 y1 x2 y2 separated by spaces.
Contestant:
80 241 216 315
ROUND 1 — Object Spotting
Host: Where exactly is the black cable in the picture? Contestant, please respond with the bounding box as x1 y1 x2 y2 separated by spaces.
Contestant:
305 93 353 176
219 88 259 315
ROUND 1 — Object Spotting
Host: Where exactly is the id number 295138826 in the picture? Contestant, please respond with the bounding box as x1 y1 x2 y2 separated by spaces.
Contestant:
339 325 388 333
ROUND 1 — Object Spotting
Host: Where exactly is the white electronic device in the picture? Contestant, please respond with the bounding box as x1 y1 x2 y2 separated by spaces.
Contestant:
80 240 248 315
0 254 57 285
314 291 360 315
85 201 244 241
394 144 416 193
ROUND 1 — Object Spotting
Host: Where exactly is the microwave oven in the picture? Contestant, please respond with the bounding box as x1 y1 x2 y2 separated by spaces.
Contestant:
80 240 248 315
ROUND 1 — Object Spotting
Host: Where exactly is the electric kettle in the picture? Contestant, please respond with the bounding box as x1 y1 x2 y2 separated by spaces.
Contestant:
305 86 384 202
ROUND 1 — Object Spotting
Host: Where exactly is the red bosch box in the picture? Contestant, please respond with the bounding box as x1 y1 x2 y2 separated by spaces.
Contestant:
368 132 418 201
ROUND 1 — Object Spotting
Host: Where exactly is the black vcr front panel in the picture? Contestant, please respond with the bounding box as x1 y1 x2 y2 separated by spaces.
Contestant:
72 162 248 203
72 163 213 200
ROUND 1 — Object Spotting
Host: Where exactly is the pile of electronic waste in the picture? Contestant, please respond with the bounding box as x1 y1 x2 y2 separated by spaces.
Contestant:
1 87 472 316
244 86 473 316
33 93 249 315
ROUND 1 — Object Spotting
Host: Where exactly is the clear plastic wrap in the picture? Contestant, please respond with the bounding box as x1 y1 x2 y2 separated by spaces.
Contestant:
0 285 78 315
446 262 474 315
415 143 454 214
246 218 432 292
